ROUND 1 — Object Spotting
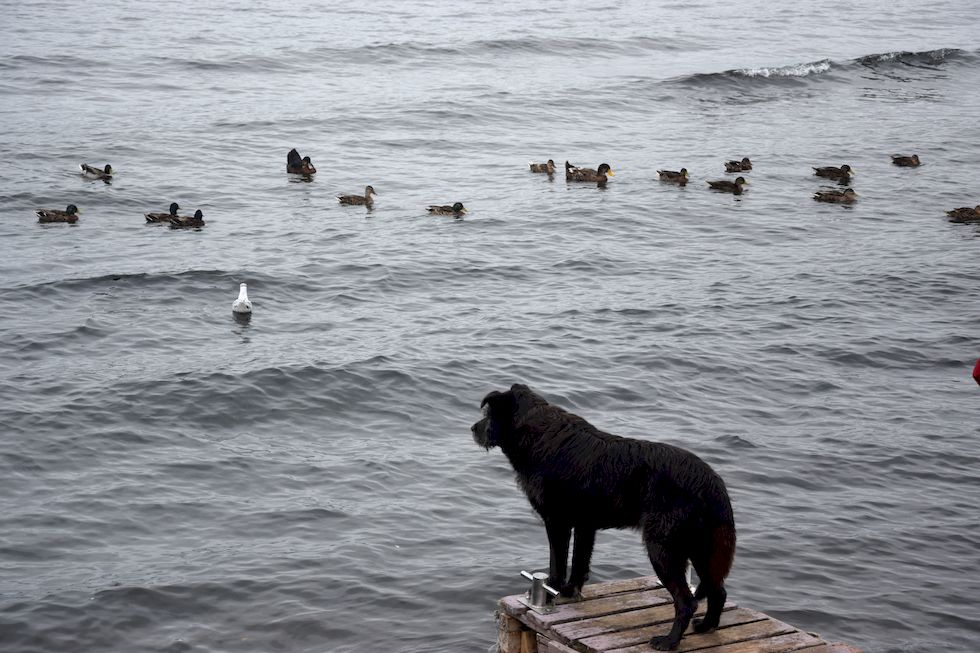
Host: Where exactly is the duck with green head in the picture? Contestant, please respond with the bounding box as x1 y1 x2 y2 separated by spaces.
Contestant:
565 161 614 184
427 202 467 216
145 202 181 223
657 168 689 185
707 177 747 195
36 204 80 223
169 209 205 229
80 163 113 180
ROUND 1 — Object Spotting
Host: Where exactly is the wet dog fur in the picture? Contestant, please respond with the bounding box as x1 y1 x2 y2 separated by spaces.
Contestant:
471 384 736 650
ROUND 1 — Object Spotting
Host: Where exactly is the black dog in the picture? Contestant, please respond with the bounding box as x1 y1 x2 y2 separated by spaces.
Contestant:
471 384 736 651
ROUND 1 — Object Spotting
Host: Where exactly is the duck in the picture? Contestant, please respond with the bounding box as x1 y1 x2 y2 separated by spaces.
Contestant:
286 148 316 175
891 154 921 167
706 177 747 195
80 163 112 180
529 160 556 174
427 202 467 216
145 202 181 223
657 168 689 185
232 283 252 314
169 209 205 228
814 188 858 203
945 205 980 223
565 161 614 185
36 204 80 223
813 164 853 180
724 157 752 172
338 185 377 206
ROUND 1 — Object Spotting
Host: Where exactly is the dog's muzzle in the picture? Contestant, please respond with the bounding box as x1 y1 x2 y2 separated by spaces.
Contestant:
471 417 495 449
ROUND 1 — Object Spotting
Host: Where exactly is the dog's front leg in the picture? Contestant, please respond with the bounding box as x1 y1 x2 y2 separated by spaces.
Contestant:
563 527 595 597
544 519 571 590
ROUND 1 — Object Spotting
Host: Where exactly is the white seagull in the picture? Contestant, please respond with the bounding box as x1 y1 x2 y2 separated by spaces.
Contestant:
232 282 252 314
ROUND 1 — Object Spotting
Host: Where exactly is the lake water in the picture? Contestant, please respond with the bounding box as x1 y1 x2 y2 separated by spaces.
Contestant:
1 1 979 651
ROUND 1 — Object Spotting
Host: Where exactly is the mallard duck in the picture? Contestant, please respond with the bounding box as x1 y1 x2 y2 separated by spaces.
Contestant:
80 163 112 180
338 185 377 206
286 148 316 175
145 202 181 223
891 154 921 167
657 168 689 185
945 205 980 223
565 161 614 185
169 209 205 228
36 204 80 223
813 164 853 180
427 202 467 216
706 177 747 195
814 188 858 203
724 157 752 172
529 160 556 174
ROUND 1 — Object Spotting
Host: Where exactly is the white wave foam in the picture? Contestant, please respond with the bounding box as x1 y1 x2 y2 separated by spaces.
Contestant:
735 60 832 78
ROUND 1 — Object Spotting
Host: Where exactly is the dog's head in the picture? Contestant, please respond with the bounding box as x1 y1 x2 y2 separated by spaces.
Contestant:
471 384 543 450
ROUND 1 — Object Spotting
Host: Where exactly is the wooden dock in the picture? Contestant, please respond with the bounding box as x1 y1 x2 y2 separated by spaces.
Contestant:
497 575 861 653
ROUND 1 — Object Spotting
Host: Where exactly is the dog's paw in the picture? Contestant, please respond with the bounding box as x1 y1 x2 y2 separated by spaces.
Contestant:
692 617 716 634
554 590 583 604
558 583 583 600
648 634 679 651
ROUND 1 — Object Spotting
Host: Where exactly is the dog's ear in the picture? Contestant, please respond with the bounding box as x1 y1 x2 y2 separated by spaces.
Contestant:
480 390 504 409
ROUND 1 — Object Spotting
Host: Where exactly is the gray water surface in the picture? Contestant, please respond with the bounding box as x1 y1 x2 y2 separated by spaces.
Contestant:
1 2 979 652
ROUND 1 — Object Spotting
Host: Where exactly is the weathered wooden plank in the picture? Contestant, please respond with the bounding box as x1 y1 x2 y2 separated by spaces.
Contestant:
790 643 863 653
521 629 538 653
610 630 825 653
554 600 738 642
537 634 580 653
498 612 528 653
579 575 663 599
581 607 774 651
516 588 677 632
499 575 664 619
501 594 531 617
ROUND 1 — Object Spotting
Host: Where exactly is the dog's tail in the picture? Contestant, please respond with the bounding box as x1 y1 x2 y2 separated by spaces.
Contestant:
694 524 736 599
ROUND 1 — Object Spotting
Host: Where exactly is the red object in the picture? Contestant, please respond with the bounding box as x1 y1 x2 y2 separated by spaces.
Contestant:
974 358 980 386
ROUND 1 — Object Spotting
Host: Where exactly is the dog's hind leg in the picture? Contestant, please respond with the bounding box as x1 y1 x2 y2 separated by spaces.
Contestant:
563 527 596 598
646 543 696 651
544 519 572 590
690 527 734 633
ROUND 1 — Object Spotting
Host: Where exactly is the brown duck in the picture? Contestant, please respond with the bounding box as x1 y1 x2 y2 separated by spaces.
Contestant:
565 161 614 185
891 154 921 167
724 157 752 172
169 210 205 228
657 168 689 185
427 202 467 216
707 177 747 195
286 148 316 175
529 160 556 174
945 205 980 223
814 188 858 203
36 204 80 223
145 202 181 223
813 164 853 180
338 185 377 206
